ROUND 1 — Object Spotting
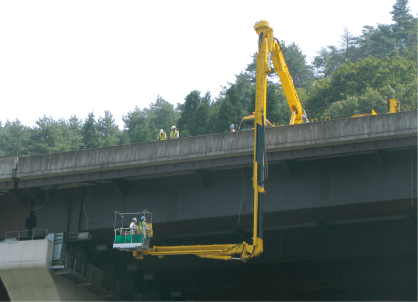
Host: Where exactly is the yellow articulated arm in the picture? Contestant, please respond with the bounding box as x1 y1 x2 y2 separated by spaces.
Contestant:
271 41 305 124
256 20 305 125
129 20 271 262
133 242 259 261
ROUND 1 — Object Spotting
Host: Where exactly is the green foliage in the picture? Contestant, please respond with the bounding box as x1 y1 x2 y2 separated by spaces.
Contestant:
177 91 212 136
122 96 179 142
191 102 211 136
0 0 415 158
313 46 346 78
390 0 417 48
82 112 100 149
246 41 314 90
211 96 237 133
0 119 29 158
278 41 314 89
180 129 191 137
359 24 398 59
307 55 417 119
149 96 180 135
28 116 84 155
122 107 151 143
177 90 204 135
98 111 120 147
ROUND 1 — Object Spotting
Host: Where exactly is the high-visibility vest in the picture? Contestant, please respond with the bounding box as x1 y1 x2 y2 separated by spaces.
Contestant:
139 221 147 230
159 133 166 140
170 130 179 139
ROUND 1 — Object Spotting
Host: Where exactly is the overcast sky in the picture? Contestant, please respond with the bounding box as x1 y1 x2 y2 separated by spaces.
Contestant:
1 0 417 128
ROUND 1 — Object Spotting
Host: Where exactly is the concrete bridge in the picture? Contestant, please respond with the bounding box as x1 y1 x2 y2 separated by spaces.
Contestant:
0 111 416 301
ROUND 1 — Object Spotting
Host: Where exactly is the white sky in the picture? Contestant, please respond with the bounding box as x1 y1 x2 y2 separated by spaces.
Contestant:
1 0 417 129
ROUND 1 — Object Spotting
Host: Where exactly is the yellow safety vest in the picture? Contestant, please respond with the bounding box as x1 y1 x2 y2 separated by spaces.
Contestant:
159 133 166 140
170 130 179 139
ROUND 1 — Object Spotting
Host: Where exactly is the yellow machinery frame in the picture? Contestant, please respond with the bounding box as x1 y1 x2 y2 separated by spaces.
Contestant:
132 20 283 262
238 20 307 128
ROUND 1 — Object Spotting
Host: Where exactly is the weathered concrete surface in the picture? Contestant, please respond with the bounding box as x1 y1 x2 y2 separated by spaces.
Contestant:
1 111 416 181
0 239 104 301
0 157 17 181
0 239 60 301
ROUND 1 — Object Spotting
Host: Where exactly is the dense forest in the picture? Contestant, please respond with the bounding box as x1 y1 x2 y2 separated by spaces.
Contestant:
0 0 416 159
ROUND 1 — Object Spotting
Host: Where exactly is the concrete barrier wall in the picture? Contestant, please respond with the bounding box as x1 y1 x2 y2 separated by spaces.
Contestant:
15 130 254 180
0 158 17 181
266 111 417 151
1 111 416 181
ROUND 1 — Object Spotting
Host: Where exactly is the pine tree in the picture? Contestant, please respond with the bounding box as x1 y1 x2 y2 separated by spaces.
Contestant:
98 111 120 147
177 90 204 135
82 112 100 149
278 41 314 89
339 28 362 62
390 0 417 48
0 119 29 158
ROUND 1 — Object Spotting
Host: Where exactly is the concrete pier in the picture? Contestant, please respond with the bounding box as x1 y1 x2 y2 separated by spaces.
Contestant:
0 240 103 301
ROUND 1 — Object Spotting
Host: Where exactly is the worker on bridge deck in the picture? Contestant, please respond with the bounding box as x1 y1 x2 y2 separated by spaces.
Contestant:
301 115 309 124
156 129 167 141
170 126 179 139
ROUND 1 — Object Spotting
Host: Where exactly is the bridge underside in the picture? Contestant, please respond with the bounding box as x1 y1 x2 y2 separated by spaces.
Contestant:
86 197 417 301
0 144 416 300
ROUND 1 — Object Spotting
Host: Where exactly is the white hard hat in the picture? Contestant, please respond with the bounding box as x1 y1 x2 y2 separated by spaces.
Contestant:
171 126 176 129
160 129 164 134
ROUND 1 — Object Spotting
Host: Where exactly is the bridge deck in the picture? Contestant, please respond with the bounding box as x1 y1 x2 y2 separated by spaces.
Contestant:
0 111 416 189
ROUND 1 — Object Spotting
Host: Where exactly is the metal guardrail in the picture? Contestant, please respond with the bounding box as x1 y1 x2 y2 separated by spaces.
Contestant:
4 229 48 241
50 252 138 300
114 227 148 244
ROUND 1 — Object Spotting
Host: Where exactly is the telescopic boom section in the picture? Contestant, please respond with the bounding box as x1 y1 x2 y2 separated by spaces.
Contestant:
131 21 272 262
255 20 305 125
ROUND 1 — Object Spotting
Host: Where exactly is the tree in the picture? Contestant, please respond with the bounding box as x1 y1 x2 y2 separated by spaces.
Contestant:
66 115 84 150
212 96 237 133
122 106 154 143
190 102 211 136
306 55 417 119
0 119 29 158
279 41 314 89
177 90 213 136
234 72 255 113
391 0 417 48
148 96 180 135
312 46 346 77
358 24 397 58
98 111 120 147
82 112 100 149
339 27 362 63
28 116 84 155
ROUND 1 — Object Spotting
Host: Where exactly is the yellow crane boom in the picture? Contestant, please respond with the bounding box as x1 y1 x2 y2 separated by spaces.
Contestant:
120 20 283 262
269 32 307 125
238 20 306 131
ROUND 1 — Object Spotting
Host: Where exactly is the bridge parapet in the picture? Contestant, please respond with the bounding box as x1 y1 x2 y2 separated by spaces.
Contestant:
0 157 17 181
0 111 416 183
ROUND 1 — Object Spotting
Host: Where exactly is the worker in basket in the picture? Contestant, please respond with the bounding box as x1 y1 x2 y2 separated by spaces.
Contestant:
140 216 150 238
130 218 139 235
